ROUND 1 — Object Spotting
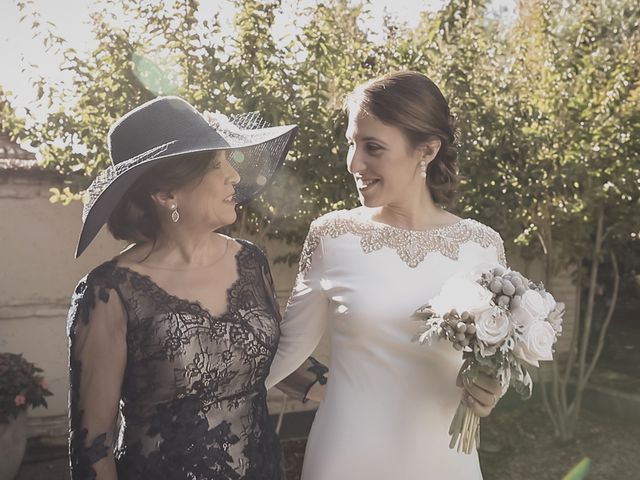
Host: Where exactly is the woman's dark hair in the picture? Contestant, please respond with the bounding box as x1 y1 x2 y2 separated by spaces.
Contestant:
107 151 219 244
345 70 458 207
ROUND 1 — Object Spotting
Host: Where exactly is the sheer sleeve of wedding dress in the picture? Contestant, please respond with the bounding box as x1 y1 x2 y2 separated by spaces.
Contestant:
266 217 332 390
267 208 506 480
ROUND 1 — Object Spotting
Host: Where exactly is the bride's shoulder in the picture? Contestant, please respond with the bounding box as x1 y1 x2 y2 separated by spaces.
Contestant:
310 209 352 226
457 218 506 266
309 207 375 228
306 208 356 235
305 208 381 242
459 218 504 245
297 209 360 275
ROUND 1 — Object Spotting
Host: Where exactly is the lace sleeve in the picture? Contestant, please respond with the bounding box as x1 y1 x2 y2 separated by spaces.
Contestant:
265 220 330 389
68 275 127 480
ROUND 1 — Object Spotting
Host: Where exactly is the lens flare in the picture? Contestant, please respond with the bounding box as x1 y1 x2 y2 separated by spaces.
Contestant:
131 52 182 95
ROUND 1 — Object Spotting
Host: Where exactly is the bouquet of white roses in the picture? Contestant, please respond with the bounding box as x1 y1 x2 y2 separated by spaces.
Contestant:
412 265 564 454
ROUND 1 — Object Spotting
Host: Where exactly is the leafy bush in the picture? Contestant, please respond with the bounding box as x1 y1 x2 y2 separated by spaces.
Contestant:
0 353 52 424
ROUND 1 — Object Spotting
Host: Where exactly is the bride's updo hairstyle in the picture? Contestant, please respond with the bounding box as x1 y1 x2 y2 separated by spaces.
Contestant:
345 71 458 207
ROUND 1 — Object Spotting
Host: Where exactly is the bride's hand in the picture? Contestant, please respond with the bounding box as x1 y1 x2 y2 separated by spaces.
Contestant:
456 371 501 418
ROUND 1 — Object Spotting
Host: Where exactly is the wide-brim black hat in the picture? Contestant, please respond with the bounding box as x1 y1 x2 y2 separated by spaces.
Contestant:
75 96 297 257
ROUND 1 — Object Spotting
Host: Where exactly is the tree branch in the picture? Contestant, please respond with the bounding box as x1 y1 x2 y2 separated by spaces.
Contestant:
561 266 582 411
576 209 604 391
539 374 560 435
584 251 620 384
536 230 548 256
601 224 616 243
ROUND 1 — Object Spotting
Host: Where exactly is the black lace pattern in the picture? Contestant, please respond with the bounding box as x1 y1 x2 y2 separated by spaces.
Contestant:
67 240 283 479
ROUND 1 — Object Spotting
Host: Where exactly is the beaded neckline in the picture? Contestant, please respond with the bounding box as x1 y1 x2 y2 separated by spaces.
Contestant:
366 217 470 235
298 210 505 272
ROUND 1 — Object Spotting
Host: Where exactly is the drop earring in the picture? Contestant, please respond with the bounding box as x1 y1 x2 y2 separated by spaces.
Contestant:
419 160 427 179
170 204 180 223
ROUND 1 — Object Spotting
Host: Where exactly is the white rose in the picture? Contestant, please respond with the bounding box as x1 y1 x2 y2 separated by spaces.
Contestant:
542 291 557 316
475 307 511 345
429 274 493 316
511 290 547 328
472 262 503 279
514 321 556 367
547 302 565 334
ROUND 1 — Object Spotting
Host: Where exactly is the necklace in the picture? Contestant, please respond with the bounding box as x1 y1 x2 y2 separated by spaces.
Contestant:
139 237 231 271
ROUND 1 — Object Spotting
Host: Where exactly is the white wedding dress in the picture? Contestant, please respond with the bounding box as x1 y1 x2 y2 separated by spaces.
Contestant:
266 207 506 480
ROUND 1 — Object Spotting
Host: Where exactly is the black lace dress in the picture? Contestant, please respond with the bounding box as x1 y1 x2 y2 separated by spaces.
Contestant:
67 239 325 480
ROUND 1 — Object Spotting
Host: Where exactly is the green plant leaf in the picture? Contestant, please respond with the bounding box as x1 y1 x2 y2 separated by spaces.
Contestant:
562 457 591 480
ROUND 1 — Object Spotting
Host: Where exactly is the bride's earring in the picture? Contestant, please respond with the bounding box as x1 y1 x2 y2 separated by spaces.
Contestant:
170 204 180 223
419 160 427 179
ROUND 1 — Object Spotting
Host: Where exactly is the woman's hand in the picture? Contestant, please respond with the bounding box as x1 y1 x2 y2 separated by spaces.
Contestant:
457 370 501 417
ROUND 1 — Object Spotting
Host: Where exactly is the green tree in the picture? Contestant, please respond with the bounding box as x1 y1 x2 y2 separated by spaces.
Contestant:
0 87 25 136
269 0 382 258
489 0 640 440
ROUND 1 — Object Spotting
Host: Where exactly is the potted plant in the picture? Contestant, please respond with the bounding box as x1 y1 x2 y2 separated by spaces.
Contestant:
0 353 52 480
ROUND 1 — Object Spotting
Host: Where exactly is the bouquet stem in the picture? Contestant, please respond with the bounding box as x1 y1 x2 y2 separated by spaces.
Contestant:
448 401 480 454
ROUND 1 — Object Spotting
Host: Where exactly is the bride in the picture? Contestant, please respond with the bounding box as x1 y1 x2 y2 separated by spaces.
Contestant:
267 71 504 479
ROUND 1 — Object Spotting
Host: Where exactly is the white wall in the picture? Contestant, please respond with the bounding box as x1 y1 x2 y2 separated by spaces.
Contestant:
0 170 128 437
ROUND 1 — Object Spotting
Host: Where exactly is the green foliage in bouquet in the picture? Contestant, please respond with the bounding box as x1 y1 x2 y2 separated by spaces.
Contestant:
0 353 52 424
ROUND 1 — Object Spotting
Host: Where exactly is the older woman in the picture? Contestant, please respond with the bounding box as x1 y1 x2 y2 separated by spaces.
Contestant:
67 97 316 479
266 71 506 479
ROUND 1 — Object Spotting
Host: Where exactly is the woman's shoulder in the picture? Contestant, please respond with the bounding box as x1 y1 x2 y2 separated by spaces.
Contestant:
454 218 506 266
69 260 129 309
457 217 502 237
306 207 374 236
74 260 121 293
456 218 504 248
308 208 351 228
68 260 126 334
233 237 271 267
